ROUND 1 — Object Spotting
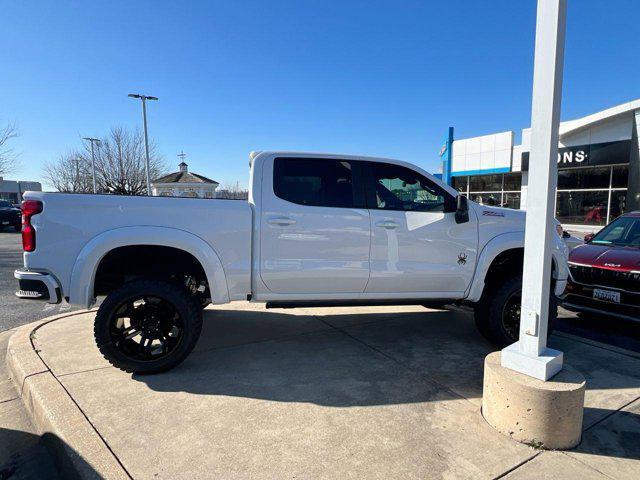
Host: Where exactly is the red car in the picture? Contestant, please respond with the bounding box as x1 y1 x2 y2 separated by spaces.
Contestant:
562 211 640 322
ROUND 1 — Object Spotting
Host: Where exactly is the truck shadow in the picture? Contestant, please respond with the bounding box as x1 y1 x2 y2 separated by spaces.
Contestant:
133 307 640 461
138 307 640 405
139 308 490 406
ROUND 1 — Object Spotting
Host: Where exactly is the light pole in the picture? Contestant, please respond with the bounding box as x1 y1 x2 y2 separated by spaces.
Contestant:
128 93 158 195
82 137 101 193
501 0 567 380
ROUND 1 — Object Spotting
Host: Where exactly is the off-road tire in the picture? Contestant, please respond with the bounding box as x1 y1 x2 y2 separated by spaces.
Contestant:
94 279 203 374
474 274 557 348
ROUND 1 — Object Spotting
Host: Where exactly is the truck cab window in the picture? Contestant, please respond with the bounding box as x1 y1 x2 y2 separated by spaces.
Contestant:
273 157 356 208
368 163 446 212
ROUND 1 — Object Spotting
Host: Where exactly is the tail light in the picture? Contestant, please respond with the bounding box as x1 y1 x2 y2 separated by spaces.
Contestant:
21 200 43 252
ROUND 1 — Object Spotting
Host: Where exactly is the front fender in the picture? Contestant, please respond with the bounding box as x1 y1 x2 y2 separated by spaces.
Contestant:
466 231 569 303
68 226 229 308
466 231 525 303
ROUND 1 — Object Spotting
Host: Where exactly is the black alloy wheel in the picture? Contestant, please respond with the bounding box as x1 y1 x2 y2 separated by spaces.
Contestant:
501 290 522 343
95 279 203 374
109 296 183 361
474 273 557 348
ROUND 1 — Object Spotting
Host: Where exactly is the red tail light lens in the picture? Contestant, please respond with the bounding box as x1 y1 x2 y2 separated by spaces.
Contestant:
21 200 43 252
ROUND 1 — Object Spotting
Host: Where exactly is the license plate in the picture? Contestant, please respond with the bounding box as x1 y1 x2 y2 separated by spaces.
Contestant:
1 221 8 225
593 288 621 303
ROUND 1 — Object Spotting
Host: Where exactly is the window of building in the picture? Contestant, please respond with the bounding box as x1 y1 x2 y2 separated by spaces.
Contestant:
452 176 468 193
453 172 522 209
556 191 609 226
555 164 628 226
503 192 521 210
368 163 446 212
0 194 18 203
471 193 501 206
503 173 522 191
612 166 629 188
273 157 355 208
469 174 503 192
609 191 627 222
557 166 610 189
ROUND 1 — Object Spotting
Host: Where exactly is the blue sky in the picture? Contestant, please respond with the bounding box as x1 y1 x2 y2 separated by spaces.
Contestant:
1 0 639 189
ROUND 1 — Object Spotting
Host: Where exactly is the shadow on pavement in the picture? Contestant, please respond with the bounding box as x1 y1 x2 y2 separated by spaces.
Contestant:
137 308 493 407
556 311 640 353
0 427 94 480
134 307 640 469
577 407 640 462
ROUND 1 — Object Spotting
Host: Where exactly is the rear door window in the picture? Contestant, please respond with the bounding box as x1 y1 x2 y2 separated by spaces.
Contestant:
273 157 358 208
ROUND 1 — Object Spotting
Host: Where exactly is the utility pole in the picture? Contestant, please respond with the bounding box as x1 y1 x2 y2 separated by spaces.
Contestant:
501 0 567 380
83 137 101 193
128 93 158 195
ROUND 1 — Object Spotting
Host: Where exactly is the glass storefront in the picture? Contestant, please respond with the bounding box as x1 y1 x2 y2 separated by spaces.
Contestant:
452 166 628 226
452 173 522 209
555 165 628 227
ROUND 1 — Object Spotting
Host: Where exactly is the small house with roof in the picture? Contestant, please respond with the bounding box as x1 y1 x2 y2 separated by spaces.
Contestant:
151 161 219 198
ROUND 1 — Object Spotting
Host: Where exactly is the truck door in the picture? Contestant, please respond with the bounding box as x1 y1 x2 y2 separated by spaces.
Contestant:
259 157 370 294
363 161 478 295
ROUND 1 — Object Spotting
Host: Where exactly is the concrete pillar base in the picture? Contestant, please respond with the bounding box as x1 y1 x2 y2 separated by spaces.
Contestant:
482 351 586 450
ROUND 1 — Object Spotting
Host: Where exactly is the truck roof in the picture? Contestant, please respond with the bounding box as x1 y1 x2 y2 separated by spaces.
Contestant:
250 150 458 197
253 150 405 163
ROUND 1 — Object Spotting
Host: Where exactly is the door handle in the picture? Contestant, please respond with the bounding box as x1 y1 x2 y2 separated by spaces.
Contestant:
268 216 296 226
375 220 399 229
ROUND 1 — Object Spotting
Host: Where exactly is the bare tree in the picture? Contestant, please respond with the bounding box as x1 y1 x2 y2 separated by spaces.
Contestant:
0 122 19 176
216 182 248 200
43 152 93 193
45 127 168 195
92 127 168 195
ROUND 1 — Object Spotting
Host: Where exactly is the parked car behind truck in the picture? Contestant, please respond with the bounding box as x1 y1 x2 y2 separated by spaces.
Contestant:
15 151 569 374
0 199 21 231
562 212 640 322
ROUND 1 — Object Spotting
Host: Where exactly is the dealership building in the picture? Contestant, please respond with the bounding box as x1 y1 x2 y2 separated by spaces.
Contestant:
442 99 640 232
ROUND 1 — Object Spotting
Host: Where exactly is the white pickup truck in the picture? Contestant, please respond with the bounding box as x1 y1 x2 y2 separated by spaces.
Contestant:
16 151 569 374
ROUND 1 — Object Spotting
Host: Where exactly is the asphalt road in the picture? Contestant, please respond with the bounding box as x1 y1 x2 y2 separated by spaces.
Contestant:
0 231 79 331
0 230 638 351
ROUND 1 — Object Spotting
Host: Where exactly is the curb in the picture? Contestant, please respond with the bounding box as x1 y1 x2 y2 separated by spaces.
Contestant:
6 311 130 480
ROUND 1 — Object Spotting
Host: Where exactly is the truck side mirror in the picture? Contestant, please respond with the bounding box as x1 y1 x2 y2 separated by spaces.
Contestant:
455 195 469 224
584 233 594 242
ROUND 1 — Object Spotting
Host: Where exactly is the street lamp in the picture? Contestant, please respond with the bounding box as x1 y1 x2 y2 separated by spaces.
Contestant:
82 137 101 193
128 93 158 195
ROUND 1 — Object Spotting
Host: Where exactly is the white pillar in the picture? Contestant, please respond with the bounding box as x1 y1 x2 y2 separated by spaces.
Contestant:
501 0 567 381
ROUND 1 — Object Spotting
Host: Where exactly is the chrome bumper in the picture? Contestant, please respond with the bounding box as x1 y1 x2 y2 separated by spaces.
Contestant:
14 270 61 304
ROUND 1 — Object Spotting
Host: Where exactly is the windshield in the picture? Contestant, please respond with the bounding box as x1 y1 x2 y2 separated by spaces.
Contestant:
590 216 640 247
0 200 13 208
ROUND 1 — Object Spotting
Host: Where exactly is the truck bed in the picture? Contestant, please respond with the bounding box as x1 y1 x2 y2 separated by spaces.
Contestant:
23 192 252 302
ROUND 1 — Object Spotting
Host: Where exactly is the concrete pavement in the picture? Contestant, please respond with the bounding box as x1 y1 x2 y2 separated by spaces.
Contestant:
0 329 62 479
6 303 640 479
